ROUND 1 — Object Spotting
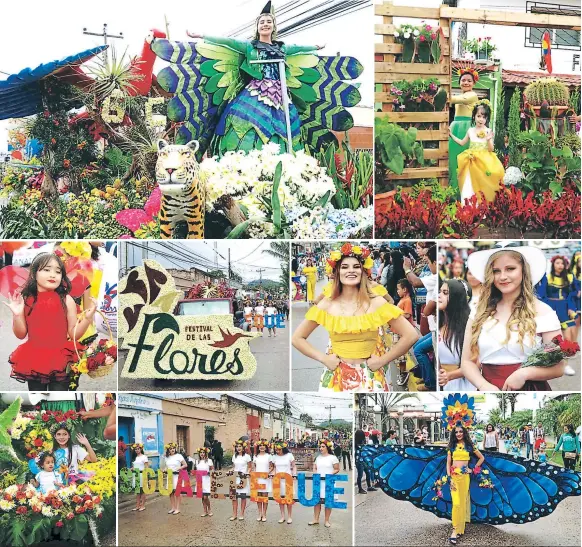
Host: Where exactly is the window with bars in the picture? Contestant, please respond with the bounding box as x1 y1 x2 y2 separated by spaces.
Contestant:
525 1 581 51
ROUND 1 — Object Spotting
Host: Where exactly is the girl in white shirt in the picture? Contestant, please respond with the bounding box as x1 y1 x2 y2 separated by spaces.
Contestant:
270 441 296 524
231 440 252 520
254 301 265 333
461 244 564 391
32 452 64 494
310 440 340 528
53 426 97 482
253 439 272 522
196 447 214 517
264 305 278 337
131 443 149 511
165 442 188 515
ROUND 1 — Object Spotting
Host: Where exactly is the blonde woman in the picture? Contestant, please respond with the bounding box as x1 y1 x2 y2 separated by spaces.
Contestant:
460 243 564 391
292 243 419 392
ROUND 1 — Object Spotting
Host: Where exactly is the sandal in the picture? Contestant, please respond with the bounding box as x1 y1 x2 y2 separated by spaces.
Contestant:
138 507 145 512
449 537 457 545
207 512 213 517
168 510 175 514
132 508 139 511
238 516 244 520
173 511 180 515
229 516 237 521
261 516 267 522
308 521 319 526
287 518 292 524
278 518 285 524
325 521 331 528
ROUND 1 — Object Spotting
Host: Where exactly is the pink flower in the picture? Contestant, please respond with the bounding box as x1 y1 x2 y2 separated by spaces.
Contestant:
420 35 426 42
56 521 64 528
116 187 161 233
431 33 437 40
425 24 432 31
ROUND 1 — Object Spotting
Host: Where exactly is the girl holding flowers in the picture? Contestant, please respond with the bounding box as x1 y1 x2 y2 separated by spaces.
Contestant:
131 443 148 512
292 243 418 392
4 252 97 391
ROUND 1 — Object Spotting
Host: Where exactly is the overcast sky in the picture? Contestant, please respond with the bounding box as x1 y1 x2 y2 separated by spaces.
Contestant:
0 0 373 152
122 240 285 283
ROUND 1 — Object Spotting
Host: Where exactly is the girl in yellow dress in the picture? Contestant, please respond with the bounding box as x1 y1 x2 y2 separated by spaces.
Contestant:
449 100 505 203
292 243 419 392
302 258 318 304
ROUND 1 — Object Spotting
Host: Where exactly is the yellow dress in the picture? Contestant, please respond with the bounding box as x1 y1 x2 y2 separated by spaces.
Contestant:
305 302 403 392
449 444 471 535
457 140 505 203
302 266 317 302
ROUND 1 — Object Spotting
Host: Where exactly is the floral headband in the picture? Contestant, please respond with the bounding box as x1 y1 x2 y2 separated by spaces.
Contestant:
198 447 210 455
255 439 270 448
132 443 144 451
472 98 492 111
327 243 374 274
165 442 178 450
273 441 288 449
233 440 248 448
551 255 570 269
319 440 334 450
55 241 92 259
457 67 480 82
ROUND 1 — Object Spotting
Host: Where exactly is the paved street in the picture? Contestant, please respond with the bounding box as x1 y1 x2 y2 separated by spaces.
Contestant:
0 299 118 391
118 319 290 391
355 479 580 546
119 469 353 547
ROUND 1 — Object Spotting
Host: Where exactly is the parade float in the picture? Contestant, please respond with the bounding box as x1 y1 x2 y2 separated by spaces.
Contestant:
373 1 580 239
0 3 372 239
0 397 115 546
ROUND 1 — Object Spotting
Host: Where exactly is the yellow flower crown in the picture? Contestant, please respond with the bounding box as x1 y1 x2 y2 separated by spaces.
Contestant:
327 243 374 273
164 442 178 450
58 241 92 259
233 440 248 448
319 440 334 450
132 443 144 451
273 441 288 449
198 447 210 455
255 439 270 448
472 98 492 111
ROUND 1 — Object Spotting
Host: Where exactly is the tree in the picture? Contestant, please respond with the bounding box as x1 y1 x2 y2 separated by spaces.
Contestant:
263 242 290 291
208 269 226 279
494 393 512 419
508 86 522 168
494 84 506 161
487 408 504 427
300 413 315 427
358 393 419 432
506 393 520 415
538 394 581 438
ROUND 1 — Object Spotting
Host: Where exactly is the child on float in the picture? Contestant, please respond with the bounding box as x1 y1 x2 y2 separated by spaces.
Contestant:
253 439 272 522
196 447 214 517
4 252 97 391
270 441 296 524
131 443 149 512
53 425 97 482
165 442 187 515
231 439 252 520
310 439 340 528
449 100 505 203
31 452 64 494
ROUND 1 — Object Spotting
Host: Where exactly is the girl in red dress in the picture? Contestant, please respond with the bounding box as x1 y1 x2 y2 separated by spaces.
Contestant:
4 252 96 391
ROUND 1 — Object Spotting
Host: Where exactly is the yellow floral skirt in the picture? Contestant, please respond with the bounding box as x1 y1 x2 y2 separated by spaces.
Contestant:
458 147 504 203
451 472 471 534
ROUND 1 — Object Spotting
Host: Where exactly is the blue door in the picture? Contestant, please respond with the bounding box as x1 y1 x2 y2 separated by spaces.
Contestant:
118 417 134 467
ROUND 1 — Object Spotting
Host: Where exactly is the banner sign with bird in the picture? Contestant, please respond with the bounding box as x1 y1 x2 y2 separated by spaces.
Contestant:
119 260 260 380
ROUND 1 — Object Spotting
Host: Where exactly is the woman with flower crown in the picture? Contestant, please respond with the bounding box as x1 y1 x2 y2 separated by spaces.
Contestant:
292 243 419 392
449 68 480 194
231 439 252 521
449 100 505 202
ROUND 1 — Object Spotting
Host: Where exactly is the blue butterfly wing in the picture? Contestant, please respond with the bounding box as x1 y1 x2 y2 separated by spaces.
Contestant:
477 452 581 525
360 446 581 525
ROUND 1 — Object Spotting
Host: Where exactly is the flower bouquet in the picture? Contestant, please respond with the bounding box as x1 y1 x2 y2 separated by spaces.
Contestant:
521 335 580 368
22 428 53 459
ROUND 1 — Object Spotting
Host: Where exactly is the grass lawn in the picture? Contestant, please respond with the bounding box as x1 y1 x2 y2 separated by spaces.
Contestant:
546 449 581 472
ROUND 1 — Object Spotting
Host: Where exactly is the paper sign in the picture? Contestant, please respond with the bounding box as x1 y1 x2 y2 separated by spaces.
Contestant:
119 260 260 379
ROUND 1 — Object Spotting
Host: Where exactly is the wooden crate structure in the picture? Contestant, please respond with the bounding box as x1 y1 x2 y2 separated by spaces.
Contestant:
374 1 581 207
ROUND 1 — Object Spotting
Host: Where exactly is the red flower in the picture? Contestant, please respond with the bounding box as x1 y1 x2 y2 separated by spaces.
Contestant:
106 346 117 359
32 505 42 513
34 438 44 447
94 353 106 366
419 35 426 42
43 111 50 118
16 491 26 500
66 512 74 520
56 521 64 528
73 495 82 504
361 248 371 259
28 450 37 458
42 414 50 422
51 138 56 145
431 33 437 40
16 506 27 515
340 242 353 255
3 494 12 501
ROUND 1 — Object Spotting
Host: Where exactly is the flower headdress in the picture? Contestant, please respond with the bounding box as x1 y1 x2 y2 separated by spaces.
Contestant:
132 443 144 451
57 241 92 259
255 439 270 448
233 439 248 448
441 393 475 431
273 441 288 450
453 61 484 83
164 442 178 451
551 255 570 269
472 98 492 112
198 447 210 455
327 243 374 275
319 439 334 451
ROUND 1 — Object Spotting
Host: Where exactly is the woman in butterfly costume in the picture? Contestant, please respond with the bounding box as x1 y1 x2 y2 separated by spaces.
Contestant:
151 1 362 157
359 393 581 544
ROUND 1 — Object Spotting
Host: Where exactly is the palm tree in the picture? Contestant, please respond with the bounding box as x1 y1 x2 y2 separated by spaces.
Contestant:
263 242 289 290
360 393 420 432
506 394 520 415
494 394 511 419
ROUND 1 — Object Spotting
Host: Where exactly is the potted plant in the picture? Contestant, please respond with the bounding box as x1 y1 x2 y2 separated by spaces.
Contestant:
524 78 572 120
462 37 496 60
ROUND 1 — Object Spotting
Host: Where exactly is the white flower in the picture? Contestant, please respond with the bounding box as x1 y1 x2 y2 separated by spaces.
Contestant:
403 32 411 39
41 505 54 517
413 29 420 36
504 166 523 186
394 31 399 38
4 485 18 496
0 499 15 512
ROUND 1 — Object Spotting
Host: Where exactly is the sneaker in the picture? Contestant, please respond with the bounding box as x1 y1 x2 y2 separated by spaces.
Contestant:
397 372 410 386
357 488 367 494
367 486 378 492
410 366 423 379
564 365 576 376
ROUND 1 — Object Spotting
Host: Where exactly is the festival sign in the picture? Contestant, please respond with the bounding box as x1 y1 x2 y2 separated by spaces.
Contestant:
120 469 348 509
119 260 260 380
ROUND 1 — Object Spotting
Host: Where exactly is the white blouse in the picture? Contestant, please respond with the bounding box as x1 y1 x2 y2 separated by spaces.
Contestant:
470 302 561 364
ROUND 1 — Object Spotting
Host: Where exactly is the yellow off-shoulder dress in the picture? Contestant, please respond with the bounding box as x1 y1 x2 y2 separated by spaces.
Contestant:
302 266 318 302
305 301 402 392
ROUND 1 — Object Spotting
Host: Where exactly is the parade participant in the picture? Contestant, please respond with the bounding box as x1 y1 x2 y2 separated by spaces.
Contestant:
165 442 187 515
4 252 97 390
303 258 318 304
555 424 580 470
231 439 252 521
270 441 296 524
449 259 466 280
254 299 265 333
293 243 418 392
53 426 97 479
315 268 394 305
483 424 500 452
131 443 148 512
438 279 477 391
446 426 485 543
466 269 482 313
449 100 505 202
461 243 564 391
448 68 480 194
309 440 340 528
196 447 214 517
253 439 272 522
31 452 64 494
265 301 278 337
243 299 253 331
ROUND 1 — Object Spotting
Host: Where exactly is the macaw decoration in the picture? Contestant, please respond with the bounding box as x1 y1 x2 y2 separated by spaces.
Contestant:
151 1 363 158
359 393 581 526
541 30 552 75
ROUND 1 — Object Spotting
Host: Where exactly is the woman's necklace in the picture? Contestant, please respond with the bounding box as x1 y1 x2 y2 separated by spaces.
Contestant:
338 297 361 316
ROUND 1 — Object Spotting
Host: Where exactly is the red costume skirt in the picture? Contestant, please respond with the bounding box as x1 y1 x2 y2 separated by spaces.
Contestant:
481 363 550 391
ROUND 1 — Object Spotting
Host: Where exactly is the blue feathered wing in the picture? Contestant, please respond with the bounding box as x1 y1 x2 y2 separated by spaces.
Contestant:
360 444 581 525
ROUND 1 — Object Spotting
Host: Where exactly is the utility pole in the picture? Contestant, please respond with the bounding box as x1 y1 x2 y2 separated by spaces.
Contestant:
283 393 289 441
325 405 336 428
82 24 124 62
228 248 232 280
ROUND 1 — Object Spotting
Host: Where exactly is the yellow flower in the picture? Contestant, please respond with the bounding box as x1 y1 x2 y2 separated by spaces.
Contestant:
363 257 374 269
330 250 342 262
352 246 362 255
77 359 89 374
60 241 92 259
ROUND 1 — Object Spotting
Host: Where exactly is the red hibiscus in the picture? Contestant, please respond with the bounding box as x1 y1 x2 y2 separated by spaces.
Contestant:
41 414 50 422
340 242 352 255
34 438 44 447
16 506 27 515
